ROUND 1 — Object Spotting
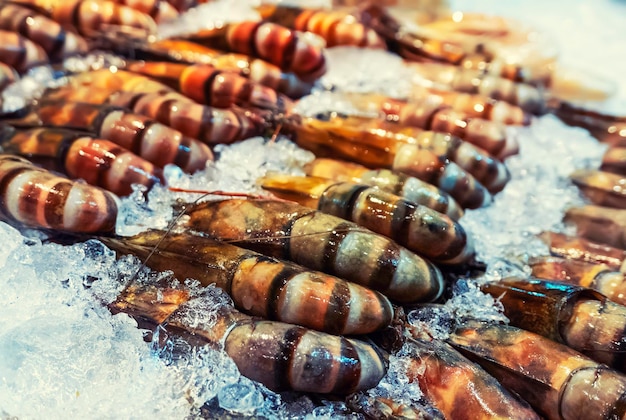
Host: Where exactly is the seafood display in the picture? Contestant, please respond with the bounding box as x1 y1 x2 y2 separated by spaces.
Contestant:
1 0 626 418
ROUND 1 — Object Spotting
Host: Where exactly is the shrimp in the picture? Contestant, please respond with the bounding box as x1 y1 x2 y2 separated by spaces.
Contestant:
0 29 48 73
180 20 327 82
570 169 626 209
410 85 532 126
12 0 158 38
125 39 313 98
406 61 548 115
537 231 626 269
529 256 626 306
285 113 509 192
400 336 541 420
282 115 492 208
256 3 386 48
449 322 626 420
0 154 118 233
305 157 464 220
347 393 445 420
0 3 88 61
9 101 213 173
181 198 445 303
554 103 626 146
481 277 626 372
110 282 387 394
42 87 270 147
564 205 626 250
108 91 271 146
124 61 293 112
299 92 516 158
258 174 474 265
0 125 163 196
99 229 394 335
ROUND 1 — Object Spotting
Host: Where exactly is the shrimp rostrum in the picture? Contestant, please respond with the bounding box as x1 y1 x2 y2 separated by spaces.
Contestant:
110 281 387 394
180 198 445 304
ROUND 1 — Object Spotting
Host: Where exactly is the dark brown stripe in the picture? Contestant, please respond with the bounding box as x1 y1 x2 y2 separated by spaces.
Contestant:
368 242 399 293
273 326 305 391
423 106 448 131
100 189 118 232
48 29 66 60
44 181 71 228
391 199 413 249
17 172 40 222
202 68 222 106
155 98 177 126
330 338 361 394
266 263 300 320
605 387 626 420
280 31 297 72
0 163 29 220
173 133 192 170
246 21 264 58
71 1 84 36
91 105 125 134
134 118 157 155
197 106 215 143
323 279 350 335
320 221 351 275
236 80 254 107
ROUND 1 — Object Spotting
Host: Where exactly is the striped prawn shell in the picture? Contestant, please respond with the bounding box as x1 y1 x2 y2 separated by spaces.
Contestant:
258 4 386 48
317 182 474 265
31 101 213 173
183 198 445 303
404 337 540 419
406 63 547 114
0 154 118 233
177 63 293 112
411 131 510 193
380 97 518 159
530 255 626 306
304 158 464 220
226 21 327 81
125 284 387 395
1 126 164 196
185 20 327 82
108 91 269 146
449 323 626 420
100 230 394 335
0 29 48 73
0 3 88 61
390 146 492 209
48 0 157 37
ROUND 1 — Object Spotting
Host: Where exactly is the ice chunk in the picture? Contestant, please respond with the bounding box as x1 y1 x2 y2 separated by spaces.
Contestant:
218 380 266 415
318 46 413 98
157 0 260 39
460 115 605 272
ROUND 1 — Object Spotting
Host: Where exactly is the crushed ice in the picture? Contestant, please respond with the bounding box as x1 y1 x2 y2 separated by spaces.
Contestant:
1 0 626 418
